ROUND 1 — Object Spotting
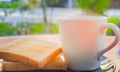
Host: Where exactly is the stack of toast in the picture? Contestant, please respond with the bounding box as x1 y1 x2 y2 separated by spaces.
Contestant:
0 38 67 71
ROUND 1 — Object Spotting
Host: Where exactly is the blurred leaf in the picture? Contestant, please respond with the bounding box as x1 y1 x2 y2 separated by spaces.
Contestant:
92 0 111 15
29 23 46 34
0 23 15 36
75 0 111 15
50 0 60 5
29 23 59 34
18 4 31 11
0 2 8 8
107 17 120 35
76 0 96 10
0 22 59 35
108 16 120 27
9 2 20 9
48 23 59 34
106 29 114 35
0 1 22 17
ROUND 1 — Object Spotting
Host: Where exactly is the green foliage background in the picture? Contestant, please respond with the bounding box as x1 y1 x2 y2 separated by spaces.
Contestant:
0 0 59 36
0 0 119 36
107 17 120 35
76 0 111 15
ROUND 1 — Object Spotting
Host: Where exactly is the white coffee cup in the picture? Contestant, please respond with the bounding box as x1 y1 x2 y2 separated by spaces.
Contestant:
58 16 120 70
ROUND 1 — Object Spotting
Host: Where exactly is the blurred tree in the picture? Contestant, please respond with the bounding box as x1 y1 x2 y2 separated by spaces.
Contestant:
41 0 50 33
0 0 59 35
75 0 111 15
49 0 60 22
40 0 60 33
0 1 20 22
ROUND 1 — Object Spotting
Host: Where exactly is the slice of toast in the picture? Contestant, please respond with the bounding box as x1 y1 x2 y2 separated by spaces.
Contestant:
0 39 62 68
0 38 16 46
3 56 67 71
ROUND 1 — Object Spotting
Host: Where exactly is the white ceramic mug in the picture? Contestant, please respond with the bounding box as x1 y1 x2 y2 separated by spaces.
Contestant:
58 16 120 70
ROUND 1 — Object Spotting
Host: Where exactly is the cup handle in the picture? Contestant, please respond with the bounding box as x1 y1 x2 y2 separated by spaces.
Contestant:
97 23 120 60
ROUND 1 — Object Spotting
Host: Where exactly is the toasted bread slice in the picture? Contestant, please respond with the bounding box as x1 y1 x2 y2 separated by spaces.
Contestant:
3 56 67 71
0 39 62 68
0 38 16 46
